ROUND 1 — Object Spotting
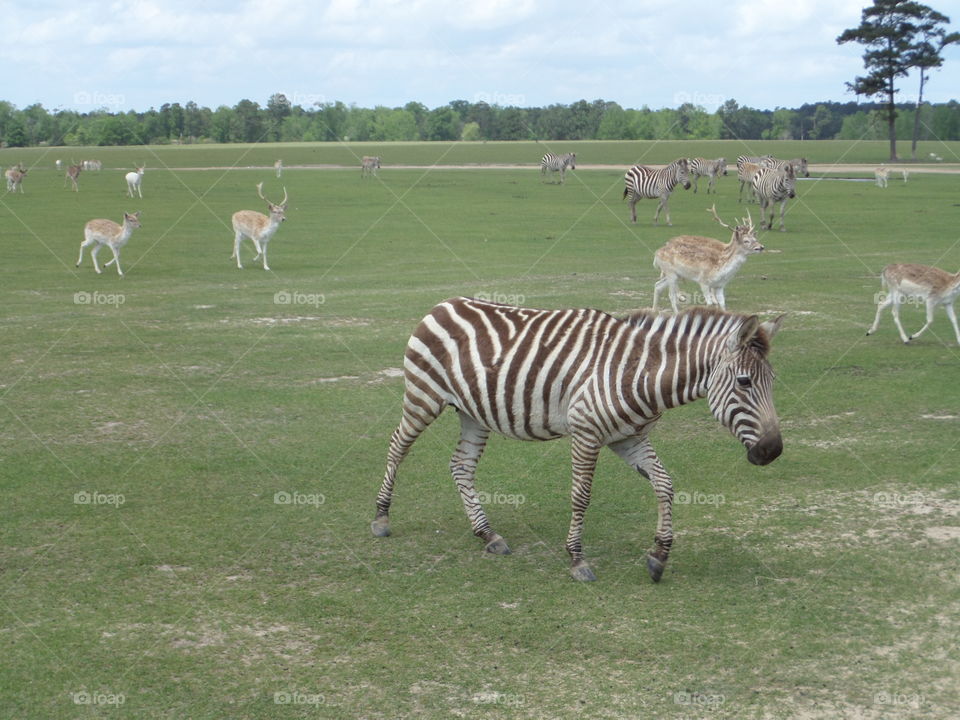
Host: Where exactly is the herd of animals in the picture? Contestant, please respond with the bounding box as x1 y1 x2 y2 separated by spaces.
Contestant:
1 150 957 341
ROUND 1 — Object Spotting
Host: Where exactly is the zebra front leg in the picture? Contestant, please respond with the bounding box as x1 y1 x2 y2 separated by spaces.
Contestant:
566 435 602 581
609 436 673 582
450 414 508 554
778 198 788 232
654 194 671 226
371 392 445 537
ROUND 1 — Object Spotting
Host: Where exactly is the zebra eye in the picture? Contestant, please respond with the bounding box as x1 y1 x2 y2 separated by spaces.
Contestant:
736 375 752 388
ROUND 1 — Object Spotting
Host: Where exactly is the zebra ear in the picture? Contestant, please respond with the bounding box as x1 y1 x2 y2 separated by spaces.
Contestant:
760 315 785 341
728 315 760 353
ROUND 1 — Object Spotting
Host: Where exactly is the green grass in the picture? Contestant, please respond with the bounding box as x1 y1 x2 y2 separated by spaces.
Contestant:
1 141 959 719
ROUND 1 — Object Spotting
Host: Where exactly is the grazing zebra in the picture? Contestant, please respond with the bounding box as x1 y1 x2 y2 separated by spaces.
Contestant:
371 297 784 582
752 164 797 231
623 158 691 225
361 156 381 178
540 152 577 184
688 157 727 194
760 157 809 178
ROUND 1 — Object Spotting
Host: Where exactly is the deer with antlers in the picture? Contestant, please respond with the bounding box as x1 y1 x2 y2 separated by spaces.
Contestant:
5 163 27 193
652 205 764 313
64 162 82 191
867 263 960 345
231 182 288 270
76 211 142 277
125 166 145 198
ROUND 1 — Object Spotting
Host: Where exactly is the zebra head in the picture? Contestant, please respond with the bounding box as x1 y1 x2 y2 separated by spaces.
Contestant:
715 158 728 176
567 153 576 170
675 158 691 190
784 163 797 198
706 315 784 466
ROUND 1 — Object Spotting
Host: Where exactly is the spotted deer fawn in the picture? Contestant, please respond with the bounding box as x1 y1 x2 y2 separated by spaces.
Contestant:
76 212 142 277
5 163 26 193
125 166 145 198
231 182 288 270
652 205 764 312
867 264 960 345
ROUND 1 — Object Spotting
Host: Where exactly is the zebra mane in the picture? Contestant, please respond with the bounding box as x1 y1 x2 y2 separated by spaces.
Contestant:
620 307 771 355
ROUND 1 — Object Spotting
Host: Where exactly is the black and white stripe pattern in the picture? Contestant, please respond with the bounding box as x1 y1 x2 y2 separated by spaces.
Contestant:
361 156 380 178
752 164 797 231
689 157 727 194
760 156 809 178
622 158 691 225
372 297 784 582
540 153 576 183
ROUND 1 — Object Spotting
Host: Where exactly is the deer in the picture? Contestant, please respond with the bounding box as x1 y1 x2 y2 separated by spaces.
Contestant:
65 162 82 191
874 166 889 188
361 156 380 178
652 204 764 313
231 182 288 270
125 166 145 198
867 263 960 345
274 159 283 178
76 211 142 277
5 163 26 193
737 161 762 203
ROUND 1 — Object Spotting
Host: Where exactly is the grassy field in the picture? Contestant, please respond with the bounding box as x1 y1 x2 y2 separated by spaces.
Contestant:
1 141 959 719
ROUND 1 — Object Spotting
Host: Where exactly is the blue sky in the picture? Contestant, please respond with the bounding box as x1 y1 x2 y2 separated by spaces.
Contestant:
4 0 959 113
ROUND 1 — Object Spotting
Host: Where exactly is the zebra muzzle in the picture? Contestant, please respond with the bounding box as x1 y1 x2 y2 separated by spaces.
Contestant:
747 432 783 466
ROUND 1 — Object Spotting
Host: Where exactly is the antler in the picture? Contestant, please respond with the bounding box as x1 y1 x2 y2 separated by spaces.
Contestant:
706 204 731 229
256 182 288 207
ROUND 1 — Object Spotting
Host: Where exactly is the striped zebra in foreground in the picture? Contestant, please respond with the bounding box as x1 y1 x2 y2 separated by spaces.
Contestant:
540 153 576 183
760 156 809 178
372 297 784 582
689 157 727 194
623 158 691 225
752 164 797 231
361 156 381 178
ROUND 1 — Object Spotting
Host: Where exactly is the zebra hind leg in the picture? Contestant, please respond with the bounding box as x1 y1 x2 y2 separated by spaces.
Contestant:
371 390 445 538
450 413 509 553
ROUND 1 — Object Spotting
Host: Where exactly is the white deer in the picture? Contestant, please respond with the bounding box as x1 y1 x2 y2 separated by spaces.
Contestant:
125 166 145 198
274 159 283 178
231 182 288 270
867 263 960 345
652 205 764 312
76 211 142 277
5 163 26 193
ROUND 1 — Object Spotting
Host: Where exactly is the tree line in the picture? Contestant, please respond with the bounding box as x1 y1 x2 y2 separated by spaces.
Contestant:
1 96 959 153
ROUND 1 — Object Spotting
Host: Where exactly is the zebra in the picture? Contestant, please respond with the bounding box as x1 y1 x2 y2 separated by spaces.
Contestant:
371 297 784 583
752 164 797 231
689 157 727 194
361 156 381 178
760 157 809 178
540 152 576 184
623 158 691 225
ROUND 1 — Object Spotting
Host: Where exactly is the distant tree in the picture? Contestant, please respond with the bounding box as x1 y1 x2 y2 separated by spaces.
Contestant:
905 7 960 157
809 104 835 139
426 106 460 140
460 121 481 142
234 99 263 142
267 93 291 140
837 0 955 160
4 114 27 147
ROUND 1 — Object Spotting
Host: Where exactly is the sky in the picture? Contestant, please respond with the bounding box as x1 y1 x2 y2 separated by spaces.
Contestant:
3 0 960 114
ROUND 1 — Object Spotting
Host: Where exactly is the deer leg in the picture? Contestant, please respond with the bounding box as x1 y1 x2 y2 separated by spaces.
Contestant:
77 237 96 268
890 295 912 343
233 232 244 268
652 275 670 311
944 303 960 345
91 245 104 274
714 286 726 310
260 241 270 271
909 298 938 342
867 290 893 336
566 434 602 581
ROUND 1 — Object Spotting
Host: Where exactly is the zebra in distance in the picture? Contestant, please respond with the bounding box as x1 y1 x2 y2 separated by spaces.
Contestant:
752 164 797 231
688 157 727 194
540 152 576 183
760 156 810 178
371 297 784 582
361 156 381 178
623 158 691 225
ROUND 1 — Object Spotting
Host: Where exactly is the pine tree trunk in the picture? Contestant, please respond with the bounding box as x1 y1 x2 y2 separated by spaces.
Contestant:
911 70 926 161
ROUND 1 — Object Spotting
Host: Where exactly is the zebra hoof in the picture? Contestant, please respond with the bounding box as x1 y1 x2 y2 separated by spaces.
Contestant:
570 561 597 582
370 518 391 537
484 534 511 555
646 554 665 583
